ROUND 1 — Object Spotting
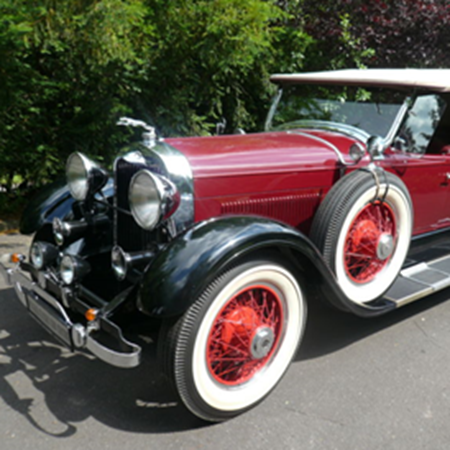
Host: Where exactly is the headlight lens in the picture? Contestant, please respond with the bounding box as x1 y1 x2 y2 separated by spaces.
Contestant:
30 241 59 269
60 255 76 285
66 152 108 201
66 153 89 201
129 169 180 231
31 243 44 269
52 218 67 246
60 254 90 285
129 170 164 230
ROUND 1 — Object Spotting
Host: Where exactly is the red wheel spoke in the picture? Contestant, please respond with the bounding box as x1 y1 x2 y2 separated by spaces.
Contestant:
344 201 397 283
209 338 248 356
207 285 283 386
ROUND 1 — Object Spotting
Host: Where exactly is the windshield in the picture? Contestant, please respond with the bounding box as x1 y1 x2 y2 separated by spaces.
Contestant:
266 85 406 140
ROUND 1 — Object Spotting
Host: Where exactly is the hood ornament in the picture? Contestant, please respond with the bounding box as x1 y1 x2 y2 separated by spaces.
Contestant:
117 117 160 147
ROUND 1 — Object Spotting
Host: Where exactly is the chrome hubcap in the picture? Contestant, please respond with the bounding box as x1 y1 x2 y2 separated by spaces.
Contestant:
377 233 394 260
250 327 275 359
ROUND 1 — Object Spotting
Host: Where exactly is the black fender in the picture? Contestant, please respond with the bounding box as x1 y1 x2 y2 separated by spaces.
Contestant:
137 216 396 319
20 178 114 235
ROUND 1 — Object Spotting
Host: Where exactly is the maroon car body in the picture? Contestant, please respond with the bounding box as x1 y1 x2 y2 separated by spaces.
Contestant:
167 129 450 236
2 69 450 421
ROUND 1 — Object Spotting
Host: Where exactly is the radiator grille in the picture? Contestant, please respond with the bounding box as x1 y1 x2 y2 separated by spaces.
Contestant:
115 157 158 251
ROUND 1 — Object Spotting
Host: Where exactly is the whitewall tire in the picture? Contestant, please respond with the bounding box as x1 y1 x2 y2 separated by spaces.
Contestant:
163 259 306 421
311 170 413 304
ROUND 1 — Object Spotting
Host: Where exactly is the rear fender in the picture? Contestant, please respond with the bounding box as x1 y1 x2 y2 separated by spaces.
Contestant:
137 216 396 319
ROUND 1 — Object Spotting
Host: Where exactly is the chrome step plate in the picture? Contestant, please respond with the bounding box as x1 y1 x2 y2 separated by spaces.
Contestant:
385 255 450 307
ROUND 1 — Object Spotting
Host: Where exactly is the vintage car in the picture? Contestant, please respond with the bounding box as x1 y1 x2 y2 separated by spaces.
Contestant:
2 68 450 422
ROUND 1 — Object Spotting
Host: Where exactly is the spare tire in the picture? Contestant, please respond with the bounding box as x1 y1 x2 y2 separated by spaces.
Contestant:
310 169 413 304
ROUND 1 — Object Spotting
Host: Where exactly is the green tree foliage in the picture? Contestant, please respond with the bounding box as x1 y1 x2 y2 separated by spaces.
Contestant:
0 0 153 194
0 0 372 210
137 0 284 135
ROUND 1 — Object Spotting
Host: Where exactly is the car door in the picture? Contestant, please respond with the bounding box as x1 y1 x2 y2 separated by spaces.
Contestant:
383 152 450 235
381 93 450 235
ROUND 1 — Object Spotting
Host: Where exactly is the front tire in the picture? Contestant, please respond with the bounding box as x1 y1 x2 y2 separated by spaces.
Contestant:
163 259 306 421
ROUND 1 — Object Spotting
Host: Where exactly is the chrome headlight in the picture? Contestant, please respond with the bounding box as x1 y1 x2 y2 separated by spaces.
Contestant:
31 242 44 269
60 255 75 285
52 218 69 246
30 242 59 269
66 152 108 201
60 255 90 285
129 170 180 230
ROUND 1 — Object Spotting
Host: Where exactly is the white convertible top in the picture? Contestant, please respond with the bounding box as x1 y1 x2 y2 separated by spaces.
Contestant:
270 69 450 93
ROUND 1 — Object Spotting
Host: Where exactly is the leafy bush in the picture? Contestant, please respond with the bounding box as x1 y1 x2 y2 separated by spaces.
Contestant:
300 0 450 69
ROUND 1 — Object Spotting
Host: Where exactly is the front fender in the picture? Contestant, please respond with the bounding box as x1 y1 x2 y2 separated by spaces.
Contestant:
137 216 396 319
20 178 73 234
20 178 114 235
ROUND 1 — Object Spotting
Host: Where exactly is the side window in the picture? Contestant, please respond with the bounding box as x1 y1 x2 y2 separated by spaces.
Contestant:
396 94 447 155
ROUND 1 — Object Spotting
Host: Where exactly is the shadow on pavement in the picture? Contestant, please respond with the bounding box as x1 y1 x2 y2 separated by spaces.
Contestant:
296 288 450 361
0 287 204 438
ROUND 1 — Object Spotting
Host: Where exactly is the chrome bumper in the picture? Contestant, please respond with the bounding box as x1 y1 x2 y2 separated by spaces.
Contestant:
0 261 141 368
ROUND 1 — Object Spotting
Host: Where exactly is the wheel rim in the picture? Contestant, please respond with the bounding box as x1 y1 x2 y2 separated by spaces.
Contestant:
206 285 283 386
344 200 397 283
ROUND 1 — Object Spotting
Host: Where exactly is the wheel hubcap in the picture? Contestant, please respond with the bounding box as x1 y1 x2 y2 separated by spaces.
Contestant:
376 233 394 260
344 201 397 283
207 285 283 386
251 327 275 359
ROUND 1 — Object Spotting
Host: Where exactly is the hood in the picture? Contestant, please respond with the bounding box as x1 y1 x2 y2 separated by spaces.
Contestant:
165 130 358 179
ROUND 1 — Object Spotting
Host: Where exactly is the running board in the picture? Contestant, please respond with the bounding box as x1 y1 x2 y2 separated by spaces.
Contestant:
385 255 450 307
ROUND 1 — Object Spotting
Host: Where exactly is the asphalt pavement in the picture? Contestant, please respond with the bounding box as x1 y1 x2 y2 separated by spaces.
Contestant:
1 232 450 449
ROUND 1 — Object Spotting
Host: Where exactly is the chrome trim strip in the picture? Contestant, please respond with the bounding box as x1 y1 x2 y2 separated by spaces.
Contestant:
288 130 350 165
285 120 370 143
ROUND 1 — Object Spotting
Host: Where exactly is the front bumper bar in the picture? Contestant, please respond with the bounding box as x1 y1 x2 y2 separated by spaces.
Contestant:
0 261 141 368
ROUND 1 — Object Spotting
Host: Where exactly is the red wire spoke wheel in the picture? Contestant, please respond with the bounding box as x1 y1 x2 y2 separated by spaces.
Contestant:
206 285 283 386
344 201 397 283
164 260 306 422
311 170 412 304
